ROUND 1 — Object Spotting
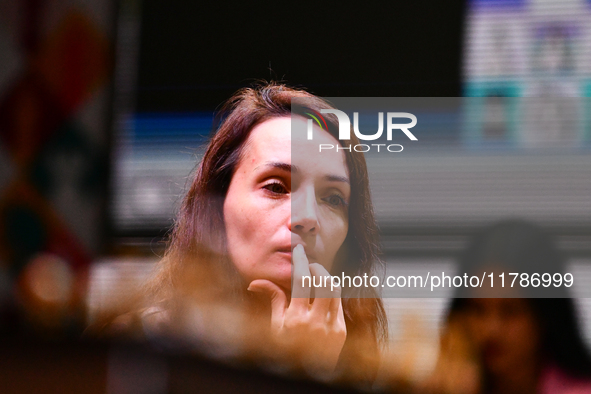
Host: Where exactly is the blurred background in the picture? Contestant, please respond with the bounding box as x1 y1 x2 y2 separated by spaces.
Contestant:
1 0 591 391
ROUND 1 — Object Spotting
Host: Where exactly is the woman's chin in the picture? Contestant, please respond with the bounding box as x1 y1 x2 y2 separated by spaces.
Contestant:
274 273 293 293
249 267 293 294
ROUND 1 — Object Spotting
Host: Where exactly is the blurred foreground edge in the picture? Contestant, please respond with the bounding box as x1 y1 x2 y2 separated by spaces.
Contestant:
0 338 391 394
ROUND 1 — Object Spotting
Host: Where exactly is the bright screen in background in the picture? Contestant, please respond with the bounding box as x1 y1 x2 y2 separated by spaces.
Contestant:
465 0 591 98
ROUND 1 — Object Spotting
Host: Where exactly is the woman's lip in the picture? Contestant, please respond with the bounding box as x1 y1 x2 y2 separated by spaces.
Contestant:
277 249 292 260
287 245 317 261
277 245 316 263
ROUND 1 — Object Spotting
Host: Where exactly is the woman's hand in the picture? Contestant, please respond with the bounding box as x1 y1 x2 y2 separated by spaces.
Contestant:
247 244 347 373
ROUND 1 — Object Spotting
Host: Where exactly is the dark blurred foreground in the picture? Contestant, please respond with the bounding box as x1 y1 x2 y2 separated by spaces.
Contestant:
0 338 388 394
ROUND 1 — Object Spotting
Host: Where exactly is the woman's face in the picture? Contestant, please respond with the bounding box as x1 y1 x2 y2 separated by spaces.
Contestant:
463 297 541 377
223 116 350 291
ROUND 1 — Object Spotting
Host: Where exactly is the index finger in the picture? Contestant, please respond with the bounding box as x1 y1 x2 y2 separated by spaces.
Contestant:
291 244 312 305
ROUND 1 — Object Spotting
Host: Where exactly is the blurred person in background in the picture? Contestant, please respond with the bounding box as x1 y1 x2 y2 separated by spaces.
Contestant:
90 83 387 382
426 219 591 394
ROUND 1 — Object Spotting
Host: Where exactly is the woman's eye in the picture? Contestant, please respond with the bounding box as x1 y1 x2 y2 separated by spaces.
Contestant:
263 182 288 195
323 194 346 207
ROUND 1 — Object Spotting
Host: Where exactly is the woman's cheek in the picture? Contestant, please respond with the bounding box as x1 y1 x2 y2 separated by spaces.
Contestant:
322 216 349 266
323 210 349 239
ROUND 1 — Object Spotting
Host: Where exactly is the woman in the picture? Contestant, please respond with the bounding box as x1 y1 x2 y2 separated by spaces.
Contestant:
105 83 387 379
427 219 591 394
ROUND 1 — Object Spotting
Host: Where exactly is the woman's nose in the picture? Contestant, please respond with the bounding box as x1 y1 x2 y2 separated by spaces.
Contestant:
290 188 319 235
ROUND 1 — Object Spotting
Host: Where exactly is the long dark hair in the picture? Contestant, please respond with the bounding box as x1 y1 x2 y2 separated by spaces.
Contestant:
449 219 591 378
146 82 388 356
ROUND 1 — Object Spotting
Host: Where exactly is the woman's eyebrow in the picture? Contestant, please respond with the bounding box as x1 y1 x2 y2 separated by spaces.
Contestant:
257 162 349 184
324 175 350 185
255 161 295 173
